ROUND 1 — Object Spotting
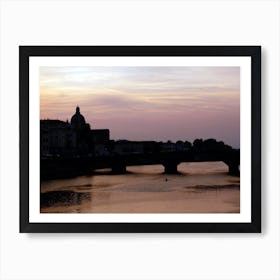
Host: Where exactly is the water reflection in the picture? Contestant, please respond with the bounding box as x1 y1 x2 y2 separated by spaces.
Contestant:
40 191 91 207
40 162 240 213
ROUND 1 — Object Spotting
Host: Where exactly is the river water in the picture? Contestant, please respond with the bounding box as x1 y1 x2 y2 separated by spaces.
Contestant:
40 161 240 213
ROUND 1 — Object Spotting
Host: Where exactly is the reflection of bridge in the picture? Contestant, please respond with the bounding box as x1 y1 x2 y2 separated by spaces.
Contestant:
41 150 240 180
93 150 240 175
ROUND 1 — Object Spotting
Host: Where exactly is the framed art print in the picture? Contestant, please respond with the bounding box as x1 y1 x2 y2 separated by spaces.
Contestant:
19 46 261 233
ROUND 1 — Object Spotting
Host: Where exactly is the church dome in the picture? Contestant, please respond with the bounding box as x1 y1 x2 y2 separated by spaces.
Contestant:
71 106 86 129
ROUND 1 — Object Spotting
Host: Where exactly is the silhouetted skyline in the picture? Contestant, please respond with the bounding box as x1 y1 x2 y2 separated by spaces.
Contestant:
40 66 240 148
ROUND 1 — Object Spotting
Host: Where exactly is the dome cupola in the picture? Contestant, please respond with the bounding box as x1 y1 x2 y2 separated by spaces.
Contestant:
71 106 86 129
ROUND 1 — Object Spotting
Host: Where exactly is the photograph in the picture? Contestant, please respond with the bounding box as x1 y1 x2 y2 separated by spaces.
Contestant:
2 0 276 278
40 65 241 214
20 46 261 232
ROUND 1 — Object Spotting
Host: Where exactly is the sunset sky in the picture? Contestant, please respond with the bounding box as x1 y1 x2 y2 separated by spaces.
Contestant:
40 66 240 148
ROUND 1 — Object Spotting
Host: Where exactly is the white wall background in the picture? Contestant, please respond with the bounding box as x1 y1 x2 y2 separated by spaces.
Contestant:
0 0 279 279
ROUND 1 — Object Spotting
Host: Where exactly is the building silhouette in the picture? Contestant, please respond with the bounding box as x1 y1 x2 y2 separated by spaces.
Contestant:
40 107 240 177
40 106 109 157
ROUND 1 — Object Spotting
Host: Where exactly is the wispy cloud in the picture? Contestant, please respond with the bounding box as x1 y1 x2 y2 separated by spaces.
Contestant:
40 66 240 147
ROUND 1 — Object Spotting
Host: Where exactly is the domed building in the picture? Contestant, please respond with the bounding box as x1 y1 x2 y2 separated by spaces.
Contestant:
40 106 110 157
70 106 88 130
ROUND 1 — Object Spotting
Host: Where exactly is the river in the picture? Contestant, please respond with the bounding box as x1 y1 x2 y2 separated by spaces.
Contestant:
40 161 240 213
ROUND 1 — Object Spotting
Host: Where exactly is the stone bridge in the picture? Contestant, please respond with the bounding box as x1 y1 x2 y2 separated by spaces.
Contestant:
41 150 240 180
92 150 240 175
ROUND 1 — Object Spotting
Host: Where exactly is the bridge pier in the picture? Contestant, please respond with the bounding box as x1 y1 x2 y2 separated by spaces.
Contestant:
227 163 240 176
111 162 126 174
163 161 179 174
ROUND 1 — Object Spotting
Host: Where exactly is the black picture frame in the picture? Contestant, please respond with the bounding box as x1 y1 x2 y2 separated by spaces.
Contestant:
20 46 261 233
